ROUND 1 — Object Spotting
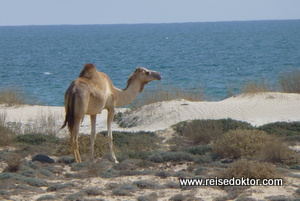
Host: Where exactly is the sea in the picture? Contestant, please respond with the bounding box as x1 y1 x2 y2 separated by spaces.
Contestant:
0 20 299 106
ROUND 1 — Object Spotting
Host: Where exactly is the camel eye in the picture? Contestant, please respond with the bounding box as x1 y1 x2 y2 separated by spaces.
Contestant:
145 71 150 75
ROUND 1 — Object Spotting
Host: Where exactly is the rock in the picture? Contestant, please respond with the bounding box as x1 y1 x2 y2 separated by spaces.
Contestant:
32 154 54 163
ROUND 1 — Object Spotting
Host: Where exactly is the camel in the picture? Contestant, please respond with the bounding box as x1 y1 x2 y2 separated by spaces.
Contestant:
61 63 161 163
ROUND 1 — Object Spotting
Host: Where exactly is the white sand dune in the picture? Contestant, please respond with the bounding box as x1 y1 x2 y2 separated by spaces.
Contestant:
1 92 300 135
120 92 300 131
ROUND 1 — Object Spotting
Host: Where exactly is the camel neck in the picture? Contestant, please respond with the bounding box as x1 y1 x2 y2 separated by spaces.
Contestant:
115 79 141 107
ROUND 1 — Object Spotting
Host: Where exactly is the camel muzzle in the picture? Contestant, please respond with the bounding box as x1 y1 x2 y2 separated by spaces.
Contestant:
152 71 162 81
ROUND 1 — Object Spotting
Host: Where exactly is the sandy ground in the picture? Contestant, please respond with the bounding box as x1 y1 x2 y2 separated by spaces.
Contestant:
1 92 300 134
0 92 300 200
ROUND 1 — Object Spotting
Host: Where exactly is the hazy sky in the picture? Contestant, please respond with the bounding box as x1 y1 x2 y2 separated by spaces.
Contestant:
1 0 300 26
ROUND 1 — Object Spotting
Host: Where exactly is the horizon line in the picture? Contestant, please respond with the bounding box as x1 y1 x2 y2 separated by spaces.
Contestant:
1 18 299 27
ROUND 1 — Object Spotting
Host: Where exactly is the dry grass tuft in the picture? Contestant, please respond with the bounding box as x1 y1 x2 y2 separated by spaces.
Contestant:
242 78 270 94
131 85 204 109
0 125 15 147
56 134 109 159
279 70 300 93
0 87 27 106
18 111 62 137
3 154 22 173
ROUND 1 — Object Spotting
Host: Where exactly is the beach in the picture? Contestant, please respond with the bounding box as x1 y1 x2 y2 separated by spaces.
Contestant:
2 92 300 134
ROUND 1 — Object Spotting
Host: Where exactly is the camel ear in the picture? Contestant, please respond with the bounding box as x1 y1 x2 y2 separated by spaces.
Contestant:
135 67 143 72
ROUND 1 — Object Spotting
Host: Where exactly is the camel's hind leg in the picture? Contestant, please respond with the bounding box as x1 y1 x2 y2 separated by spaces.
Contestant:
70 118 82 163
107 108 118 163
90 114 97 163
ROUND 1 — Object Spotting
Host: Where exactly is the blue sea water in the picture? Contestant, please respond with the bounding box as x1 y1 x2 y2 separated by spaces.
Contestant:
0 20 299 106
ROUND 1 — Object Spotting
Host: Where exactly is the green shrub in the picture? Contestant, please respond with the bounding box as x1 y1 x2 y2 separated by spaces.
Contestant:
265 195 291 201
169 194 185 201
46 183 73 192
258 121 300 140
235 197 256 201
163 182 180 189
20 177 48 187
212 129 271 159
155 171 171 179
182 145 212 155
15 133 60 145
20 169 36 177
57 156 75 164
112 188 132 196
37 195 56 201
70 161 88 171
3 172 48 187
111 183 138 196
125 151 153 160
172 119 252 145
212 129 299 165
148 151 196 163
132 180 156 189
64 192 84 201
0 172 14 180
83 187 104 196
221 159 279 180
100 168 119 178
114 111 139 128
172 119 223 144
111 131 160 151
137 193 158 201
258 137 300 165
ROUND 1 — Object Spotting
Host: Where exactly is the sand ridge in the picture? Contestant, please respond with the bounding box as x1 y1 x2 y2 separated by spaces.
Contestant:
1 92 300 135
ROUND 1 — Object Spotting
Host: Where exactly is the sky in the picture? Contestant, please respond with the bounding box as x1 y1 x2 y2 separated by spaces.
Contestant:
1 0 300 26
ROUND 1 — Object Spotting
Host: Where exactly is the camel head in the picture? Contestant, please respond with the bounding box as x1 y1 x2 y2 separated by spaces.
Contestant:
135 67 161 82
126 67 162 92
135 67 161 92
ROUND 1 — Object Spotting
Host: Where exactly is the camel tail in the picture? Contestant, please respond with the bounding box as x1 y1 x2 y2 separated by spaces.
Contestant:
60 93 75 133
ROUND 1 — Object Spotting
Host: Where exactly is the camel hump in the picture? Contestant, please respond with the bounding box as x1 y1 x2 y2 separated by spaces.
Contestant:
79 63 98 79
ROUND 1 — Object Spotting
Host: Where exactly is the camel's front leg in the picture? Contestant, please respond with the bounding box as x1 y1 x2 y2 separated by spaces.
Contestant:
107 108 118 163
90 114 97 163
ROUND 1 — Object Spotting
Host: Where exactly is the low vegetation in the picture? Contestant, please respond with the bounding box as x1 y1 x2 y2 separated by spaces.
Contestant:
279 69 300 93
0 71 299 199
212 129 299 165
0 87 27 106
0 100 300 200
258 121 300 141
0 87 41 106
221 158 279 180
242 78 270 94
171 118 252 145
